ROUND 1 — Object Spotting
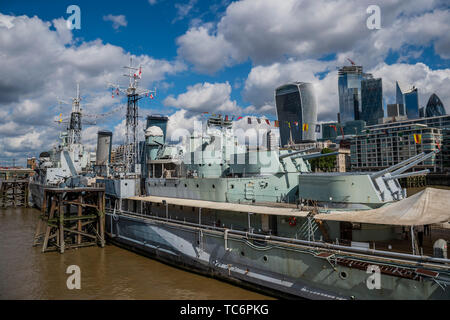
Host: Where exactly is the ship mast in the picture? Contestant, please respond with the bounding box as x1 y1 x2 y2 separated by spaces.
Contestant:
56 83 87 147
109 58 155 174
68 83 82 146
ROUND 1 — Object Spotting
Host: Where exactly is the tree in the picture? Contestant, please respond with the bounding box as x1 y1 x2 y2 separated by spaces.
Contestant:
309 147 336 172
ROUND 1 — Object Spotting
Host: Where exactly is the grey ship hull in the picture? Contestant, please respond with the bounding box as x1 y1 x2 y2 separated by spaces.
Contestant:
29 181 44 209
105 210 450 300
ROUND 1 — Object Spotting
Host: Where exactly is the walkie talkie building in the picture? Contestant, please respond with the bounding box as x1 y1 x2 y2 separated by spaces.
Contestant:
275 82 318 147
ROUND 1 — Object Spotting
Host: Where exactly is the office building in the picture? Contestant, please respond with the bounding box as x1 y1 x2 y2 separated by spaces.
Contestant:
419 107 425 118
425 93 446 117
321 120 366 141
387 104 406 117
275 82 318 146
396 82 419 119
396 81 404 106
404 86 419 119
357 114 450 172
361 77 383 125
350 124 443 172
338 66 363 123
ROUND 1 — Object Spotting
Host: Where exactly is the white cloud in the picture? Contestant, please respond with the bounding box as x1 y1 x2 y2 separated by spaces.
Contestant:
0 14 185 162
242 59 450 122
163 81 241 114
103 14 128 30
176 24 236 74
166 109 201 143
173 0 198 23
176 0 450 72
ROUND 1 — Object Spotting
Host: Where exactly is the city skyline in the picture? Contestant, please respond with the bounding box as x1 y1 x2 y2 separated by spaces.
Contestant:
1 0 450 165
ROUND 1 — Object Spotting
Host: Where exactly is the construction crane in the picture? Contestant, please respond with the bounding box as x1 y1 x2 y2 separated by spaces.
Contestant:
347 58 356 66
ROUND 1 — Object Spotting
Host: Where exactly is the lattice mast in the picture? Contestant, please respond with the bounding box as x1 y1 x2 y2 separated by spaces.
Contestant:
68 83 82 145
56 83 93 147
109 58 155 174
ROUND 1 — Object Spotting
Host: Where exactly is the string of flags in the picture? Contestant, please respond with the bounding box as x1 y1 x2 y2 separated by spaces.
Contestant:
200 112 321 132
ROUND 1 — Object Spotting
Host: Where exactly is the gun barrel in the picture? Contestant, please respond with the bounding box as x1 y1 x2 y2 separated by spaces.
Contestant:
384 169 430 181
293 151 339 161
390 150 437 176
371 152 425 179
279 147 315 160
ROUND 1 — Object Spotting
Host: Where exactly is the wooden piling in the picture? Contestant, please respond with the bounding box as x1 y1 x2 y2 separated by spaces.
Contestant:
33 184 106 253
0 168 33 208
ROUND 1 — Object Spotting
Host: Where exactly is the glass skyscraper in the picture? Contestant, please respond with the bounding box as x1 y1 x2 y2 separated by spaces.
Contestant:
361 77 383 125
275 82 318 146
426 93 446 117
403 87 419 119
396 81 404 106
396 82 419 119
338 66 363 123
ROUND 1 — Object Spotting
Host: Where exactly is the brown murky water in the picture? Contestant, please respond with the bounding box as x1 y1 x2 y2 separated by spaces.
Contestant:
0 207 272 300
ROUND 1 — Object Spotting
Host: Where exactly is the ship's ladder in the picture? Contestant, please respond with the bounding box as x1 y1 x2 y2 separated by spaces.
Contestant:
295 213 319 241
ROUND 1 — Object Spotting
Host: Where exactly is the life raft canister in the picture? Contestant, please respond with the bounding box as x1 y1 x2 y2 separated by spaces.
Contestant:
288 216 297 226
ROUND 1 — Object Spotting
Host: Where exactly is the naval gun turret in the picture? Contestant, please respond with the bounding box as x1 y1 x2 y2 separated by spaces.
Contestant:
298 150 439 209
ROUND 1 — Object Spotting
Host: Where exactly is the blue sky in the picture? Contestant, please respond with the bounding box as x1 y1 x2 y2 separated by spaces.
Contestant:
0 0 449 166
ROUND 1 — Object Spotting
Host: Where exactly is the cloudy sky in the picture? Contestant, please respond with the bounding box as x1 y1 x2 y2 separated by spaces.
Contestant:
0 0 449 166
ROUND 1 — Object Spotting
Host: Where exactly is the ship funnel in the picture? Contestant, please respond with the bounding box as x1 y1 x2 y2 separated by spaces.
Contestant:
96 131 112 165
96 130 112 176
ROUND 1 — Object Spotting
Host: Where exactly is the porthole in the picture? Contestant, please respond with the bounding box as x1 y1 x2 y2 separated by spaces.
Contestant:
184 184 187 187
208 164 211 166
196 184 199 188
241 251 245 256
231 184 234 189
340 271 348 280
212 185 215 189
263 256 268 262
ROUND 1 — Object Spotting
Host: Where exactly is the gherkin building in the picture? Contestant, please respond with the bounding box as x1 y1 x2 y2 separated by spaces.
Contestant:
425 93 446 117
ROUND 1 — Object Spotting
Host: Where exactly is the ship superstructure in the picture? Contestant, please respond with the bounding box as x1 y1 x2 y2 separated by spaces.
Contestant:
142 114 417 209
30 84 92 208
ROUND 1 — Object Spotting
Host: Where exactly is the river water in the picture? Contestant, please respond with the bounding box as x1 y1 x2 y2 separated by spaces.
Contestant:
0 207 271 300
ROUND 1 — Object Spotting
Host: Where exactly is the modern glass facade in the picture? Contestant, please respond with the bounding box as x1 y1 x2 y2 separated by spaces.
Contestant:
387 104 406 117
366 115 450 172
320 120 365 141
404 87 419 119
361 77 383 125
425 93 446 117
338 66 363 123
396 81 404 106
350 124 443 172
275 82 318 146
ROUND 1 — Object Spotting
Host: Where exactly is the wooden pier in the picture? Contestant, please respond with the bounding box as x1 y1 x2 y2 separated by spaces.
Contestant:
33 185 106 253
0 168 34 208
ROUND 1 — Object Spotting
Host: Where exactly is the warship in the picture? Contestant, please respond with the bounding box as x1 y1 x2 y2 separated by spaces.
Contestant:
30 64 450 299
99 112 450 300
